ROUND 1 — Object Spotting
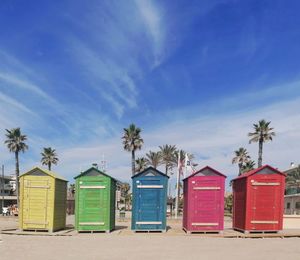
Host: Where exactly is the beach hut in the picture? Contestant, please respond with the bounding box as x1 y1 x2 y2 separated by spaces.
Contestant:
131 167 169 232
74 167 116 232
232 165 285 233
182 166 226 233
19 167 67 232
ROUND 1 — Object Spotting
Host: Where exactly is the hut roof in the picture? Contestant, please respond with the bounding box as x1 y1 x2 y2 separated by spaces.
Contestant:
20 166 68 182
74 166 117 181
232 164 286 181
183 166 226 181
132 166 170 179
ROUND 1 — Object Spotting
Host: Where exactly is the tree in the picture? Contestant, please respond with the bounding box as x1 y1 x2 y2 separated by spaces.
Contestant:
120 183 131 210
135 157 148 173
225 194 233 213
4 127 28 207
173 149 194 217
145 151 162 169
248 119 275 167
41 147 59 171
159 144 177 175
232 147 250 175
122 124 144 176
241 160 256 174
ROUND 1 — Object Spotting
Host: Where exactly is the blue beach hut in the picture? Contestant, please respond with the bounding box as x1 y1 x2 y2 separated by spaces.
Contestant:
131 167 169 232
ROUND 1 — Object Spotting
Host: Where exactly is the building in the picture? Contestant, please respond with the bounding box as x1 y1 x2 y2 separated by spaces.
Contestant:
232 165 285 232
131 167 169 232
74 167 116 232
284 163 300 215
182 166 226 233
0 174 17 214
285 194 300 215
19 167 68 232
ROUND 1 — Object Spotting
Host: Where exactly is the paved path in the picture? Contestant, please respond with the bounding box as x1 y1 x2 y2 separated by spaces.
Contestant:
1 216 300 260
1 233 300 260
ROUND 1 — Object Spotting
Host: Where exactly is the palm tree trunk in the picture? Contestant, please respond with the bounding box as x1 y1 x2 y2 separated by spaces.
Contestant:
238 163 242 176
258 139 263 167
131 150 135 176
48 162 51 171
15 151 20 208
165 163 168 176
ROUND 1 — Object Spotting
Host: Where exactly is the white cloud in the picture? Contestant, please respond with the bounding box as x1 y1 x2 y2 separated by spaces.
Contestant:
68 38 138 118
0 72 50 100
0 91 35 115
135 0 165 66
40 90 300 194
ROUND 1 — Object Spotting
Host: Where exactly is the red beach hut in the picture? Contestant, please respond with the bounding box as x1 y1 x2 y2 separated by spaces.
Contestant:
183 166 226 233
232 165 285 233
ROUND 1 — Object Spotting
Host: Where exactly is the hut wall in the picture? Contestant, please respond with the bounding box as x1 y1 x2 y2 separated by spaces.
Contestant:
53 179 67 231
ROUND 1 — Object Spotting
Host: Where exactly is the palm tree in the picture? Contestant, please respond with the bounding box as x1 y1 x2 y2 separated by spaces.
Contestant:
248 119 275 167
145 151 162 169
135 157 148 173
122 124 144 176
159 144 177 175
173 149 194 215
41 147 59 171
4 128 28 207
241 160 256 174
173 150 194 165
232 147 250 175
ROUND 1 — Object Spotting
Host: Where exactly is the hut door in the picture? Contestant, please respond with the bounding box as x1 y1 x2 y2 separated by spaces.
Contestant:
191 179 221 230
78 181 107 229
136 180 162 230
23 179 49 229
250 179 281 230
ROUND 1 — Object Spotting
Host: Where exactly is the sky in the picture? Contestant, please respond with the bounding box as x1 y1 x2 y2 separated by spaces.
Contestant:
0 0 300 192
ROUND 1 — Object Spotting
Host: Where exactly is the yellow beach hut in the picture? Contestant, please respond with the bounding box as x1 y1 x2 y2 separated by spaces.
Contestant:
19 167 68 232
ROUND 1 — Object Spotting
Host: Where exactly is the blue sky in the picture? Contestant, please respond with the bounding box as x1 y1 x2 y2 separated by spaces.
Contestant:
1 0 300 191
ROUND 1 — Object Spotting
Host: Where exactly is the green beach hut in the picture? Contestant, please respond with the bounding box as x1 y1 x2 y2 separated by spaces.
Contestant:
74 166 116 232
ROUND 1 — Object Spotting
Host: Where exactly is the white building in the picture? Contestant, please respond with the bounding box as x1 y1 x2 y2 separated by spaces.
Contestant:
0 175 17 213
284 163 300 215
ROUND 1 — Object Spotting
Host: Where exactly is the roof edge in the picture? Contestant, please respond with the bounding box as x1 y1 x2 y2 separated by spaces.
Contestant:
183 165 227 181
131 166 170 179
20 166 68 182
74 166 117 181
232 164 286 181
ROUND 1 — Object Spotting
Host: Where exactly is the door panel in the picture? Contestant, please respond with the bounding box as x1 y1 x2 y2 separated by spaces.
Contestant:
78 180 108 230
191 179 221 230
250 178 281 230
136 179 162 230
23 179 49 229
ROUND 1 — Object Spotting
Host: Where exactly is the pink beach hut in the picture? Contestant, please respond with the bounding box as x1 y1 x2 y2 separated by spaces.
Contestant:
182 166 226 233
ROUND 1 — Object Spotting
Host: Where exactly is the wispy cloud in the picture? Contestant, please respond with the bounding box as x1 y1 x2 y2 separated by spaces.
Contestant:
0 72 50 100
135 0 165 66
0 91 35 115
68 39 139 118
43 84 300 190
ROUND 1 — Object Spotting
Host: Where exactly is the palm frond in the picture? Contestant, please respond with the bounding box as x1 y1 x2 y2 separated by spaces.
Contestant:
4 128 28 153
